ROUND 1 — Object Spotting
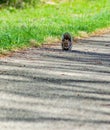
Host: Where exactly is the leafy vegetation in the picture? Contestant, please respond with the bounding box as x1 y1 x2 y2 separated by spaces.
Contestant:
0 0 110 53
0 0 40 7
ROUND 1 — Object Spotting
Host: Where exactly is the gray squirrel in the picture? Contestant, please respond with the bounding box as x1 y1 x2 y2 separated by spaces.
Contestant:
61 32 73 51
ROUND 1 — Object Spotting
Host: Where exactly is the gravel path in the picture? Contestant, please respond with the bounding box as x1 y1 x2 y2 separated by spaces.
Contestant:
0 33 110 130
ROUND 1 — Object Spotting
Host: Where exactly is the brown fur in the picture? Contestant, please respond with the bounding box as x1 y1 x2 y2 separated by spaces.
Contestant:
61 32 73 50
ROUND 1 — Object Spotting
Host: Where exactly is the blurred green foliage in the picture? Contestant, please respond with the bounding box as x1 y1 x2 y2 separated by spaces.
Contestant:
0 0 110 53
0 0 40 8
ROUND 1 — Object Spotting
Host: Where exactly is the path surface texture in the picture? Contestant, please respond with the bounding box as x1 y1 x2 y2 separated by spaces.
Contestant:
0 33 110 130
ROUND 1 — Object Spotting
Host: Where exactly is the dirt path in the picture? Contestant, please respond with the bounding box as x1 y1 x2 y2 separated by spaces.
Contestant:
0 33 110 130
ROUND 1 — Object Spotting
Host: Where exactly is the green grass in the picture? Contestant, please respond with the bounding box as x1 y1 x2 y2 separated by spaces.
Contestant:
0 0 110 53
